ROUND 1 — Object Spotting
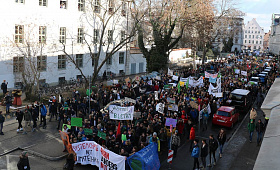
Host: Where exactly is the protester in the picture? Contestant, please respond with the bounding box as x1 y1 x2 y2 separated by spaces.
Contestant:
171 130 180 158
40 103 47 129
0 111 5 135
217 128 227 158
22 106 32 134
256 119 264 146
250 108 257 123
1 80 7 95
64 153 75 170
248 119 255 143
16 109 24 132
17 151 30 170
208 134 218 167
191 139 200 170
200 139 208 169
189 126 196 152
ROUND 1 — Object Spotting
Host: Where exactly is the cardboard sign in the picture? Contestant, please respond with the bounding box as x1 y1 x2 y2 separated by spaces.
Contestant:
98 130 107 140
168 104 178 111
165 118 177 127
156 103 165 114
71 117 83 127
190 101 198 109
84 128 93 135
167 97 175 104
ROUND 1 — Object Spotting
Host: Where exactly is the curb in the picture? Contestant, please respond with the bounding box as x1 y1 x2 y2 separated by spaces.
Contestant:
21 148 68 161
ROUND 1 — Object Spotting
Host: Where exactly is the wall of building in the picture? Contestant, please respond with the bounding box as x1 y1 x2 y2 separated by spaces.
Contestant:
169 49 192 63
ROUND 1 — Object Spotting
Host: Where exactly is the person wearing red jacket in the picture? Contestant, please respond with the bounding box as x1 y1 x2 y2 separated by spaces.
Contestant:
189 126 196 152
177 119 184 136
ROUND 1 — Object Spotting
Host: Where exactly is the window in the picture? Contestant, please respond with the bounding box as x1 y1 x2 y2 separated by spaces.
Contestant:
15 25 24 43
94 0 100 13
245 30 247 33
106 53 112 65
59 27 66 43
78 0 84 11
260 36 262 39
121 30 125 41
260 41 262 44
249 27 250 29
255 27 257 29
15 0 24 3
39 0 47 6
108 30 113 43
77 28 84 43
13 57 24 73
245 40 247 43
249 35 251 38
235 38 238 44
121 2 126 16
119 52 124 64
254 46 256 50
252 35 254 39
92 53 98 66
108 0 114 14
249 40 251 43
139 62 144 73
93 29 99 44
258 31 260 34
245 35 247 38
256 41 258 44
76 54 83 68
60 0 67 9
37 55 47 71
252 40 254 44
58 55 66 69
255 31 257 34
39 26 46 43
248 30 250 33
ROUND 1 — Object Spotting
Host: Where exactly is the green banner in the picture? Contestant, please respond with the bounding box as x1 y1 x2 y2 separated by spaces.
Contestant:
98 130 106 140
84 128 93 135
71 117 83 127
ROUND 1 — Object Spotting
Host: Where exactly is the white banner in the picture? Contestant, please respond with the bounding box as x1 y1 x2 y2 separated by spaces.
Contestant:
109 105 134 120
241 71 247 76
156 103 165 114
172 75 179 81
234 69 240 74
72 141 126 169
125 97 136 104
208 83 222 97
168 104 178 111
168 68 173 76
180 78 188 82
205 71 218 79
189 77 204 87
155 91 159 100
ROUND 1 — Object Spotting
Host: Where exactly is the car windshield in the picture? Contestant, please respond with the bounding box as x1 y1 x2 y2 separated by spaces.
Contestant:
217 111 230 117
230 94 244 101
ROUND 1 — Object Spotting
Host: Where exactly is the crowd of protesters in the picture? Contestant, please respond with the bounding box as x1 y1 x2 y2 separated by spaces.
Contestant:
2 53 278 170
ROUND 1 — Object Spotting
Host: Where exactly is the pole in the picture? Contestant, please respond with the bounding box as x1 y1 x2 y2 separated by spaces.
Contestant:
88 76 91 116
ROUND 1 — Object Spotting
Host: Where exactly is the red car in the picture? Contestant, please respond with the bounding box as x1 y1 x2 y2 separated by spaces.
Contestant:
212 106 239 128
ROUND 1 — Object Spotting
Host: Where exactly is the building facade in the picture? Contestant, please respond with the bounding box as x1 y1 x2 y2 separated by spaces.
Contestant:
0 0 146 88
269 14 280 55
243 18 265 51
263 30 271 52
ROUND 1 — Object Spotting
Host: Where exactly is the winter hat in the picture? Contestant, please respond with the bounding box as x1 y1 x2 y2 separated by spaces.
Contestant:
175 130 178 133
153 132 157 136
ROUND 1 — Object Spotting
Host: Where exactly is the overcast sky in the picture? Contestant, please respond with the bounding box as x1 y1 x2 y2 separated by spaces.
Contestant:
237 0 279 32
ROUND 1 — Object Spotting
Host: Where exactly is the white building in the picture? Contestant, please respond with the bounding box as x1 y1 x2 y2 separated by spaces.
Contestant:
243 18 265 51
0 0 146 88
269 14 280 55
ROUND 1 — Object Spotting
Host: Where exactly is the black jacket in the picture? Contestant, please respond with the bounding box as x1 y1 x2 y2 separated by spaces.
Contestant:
201 143 208 157
209 138 218 152
256 122 264 133
17 157 30 170
217 133 227 145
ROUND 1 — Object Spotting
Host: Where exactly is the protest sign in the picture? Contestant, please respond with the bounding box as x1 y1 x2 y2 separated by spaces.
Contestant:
164 84 171 89
72 141 126 169
241 71 247 76
190 101 198 109
180 77 188 82
125 97 136 104
147 80 152 85
84 128 93 135
154 91 159 100
106 80 113 86
167 97 175 104
188 77 203 87
113 79 118 84
168 68 173 76
179 81 185 86
155 76 161 80
61 124 71 131
133 112 141 119
127 143 160 170
109 105 134 120
168 104 178 111
172 75 179 81
165 118 177 127
98 131 106 140
156 103 165 114
205 71 218 79
209 77 217 83
208 83 222 97
234 69 240 74
71 117 83 127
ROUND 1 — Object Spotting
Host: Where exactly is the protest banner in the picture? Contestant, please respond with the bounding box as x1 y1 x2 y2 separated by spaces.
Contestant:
164 84 171 89
156 103 165 114
172 75 178 81
180 77 188 82
133 112 141 119
61 124 71 131
208 83 222 97
125 97 136 104
241 71 247 76
167 97 175 104
71 118 83 127
106 80 113 86
98 131 107 140
168 68 173 76
127 143 160 170
165 118 177 127
188 77 204 87
84 128 93 135
209 77 217 83
168 104 178 111
109 105 134 120
234 69 240 74
154 91 159 100
72 141 126 169
205 71 218 79
113 79 118 84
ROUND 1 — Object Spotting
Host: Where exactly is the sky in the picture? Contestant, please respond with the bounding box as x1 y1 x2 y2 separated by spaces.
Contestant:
236 0 279 32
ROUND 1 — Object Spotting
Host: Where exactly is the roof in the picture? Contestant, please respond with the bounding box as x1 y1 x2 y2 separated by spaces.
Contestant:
218 106 235 112
231 89 250 95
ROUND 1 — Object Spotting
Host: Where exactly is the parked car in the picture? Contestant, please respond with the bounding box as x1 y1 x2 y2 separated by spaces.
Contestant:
227 89 252 113
212 106 239 128
248 77 260 86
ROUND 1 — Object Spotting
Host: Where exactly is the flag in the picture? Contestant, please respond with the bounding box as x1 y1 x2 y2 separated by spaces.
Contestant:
186 78 189 89
116 122 121 139
177 82 181 93
218 72 221 78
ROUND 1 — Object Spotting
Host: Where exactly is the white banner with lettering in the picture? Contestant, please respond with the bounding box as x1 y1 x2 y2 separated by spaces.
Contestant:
205 71 218 79
189 77 204 87
72 141 126 169
109 105 134 120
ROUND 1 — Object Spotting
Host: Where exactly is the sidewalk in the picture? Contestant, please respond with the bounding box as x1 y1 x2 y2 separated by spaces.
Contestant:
214 106 263 170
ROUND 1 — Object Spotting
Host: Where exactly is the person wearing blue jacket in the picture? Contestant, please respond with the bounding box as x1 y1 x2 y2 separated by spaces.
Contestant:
40 103 47 129
191 139 200 170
